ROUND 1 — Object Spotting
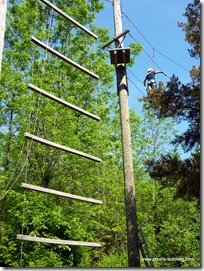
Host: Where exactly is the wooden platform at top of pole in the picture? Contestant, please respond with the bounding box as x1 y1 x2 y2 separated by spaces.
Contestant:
21 182 103 205
39 0 98 40
17 234 102 248
24 132 101 163
31 36 99 80
28 83 100 121
109 48 130 64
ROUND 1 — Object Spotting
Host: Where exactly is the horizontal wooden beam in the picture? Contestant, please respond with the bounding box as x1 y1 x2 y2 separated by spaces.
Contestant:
24 132 101 163
21 182 103 205
101 29 130 49
31 36 99 80
17 234 102 248
28 84 100 121
39 0 98 40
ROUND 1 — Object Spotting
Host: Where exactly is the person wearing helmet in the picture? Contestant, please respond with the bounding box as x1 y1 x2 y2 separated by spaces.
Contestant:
143 68 167 92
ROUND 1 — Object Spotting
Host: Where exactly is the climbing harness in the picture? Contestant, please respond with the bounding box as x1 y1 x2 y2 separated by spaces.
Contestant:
147 79 157 91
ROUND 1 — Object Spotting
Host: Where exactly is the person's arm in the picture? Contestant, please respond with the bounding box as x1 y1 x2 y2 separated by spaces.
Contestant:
143 77 147 86
155 70 167 76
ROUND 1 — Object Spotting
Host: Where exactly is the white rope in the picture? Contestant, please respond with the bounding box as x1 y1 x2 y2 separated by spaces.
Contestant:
0 0 44 201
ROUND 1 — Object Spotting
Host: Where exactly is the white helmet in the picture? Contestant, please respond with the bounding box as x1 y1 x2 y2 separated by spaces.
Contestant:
147 68 153 72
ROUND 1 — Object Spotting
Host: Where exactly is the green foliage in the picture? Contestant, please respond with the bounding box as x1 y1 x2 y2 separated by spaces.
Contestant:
97 251 128 267
178 0 200 58
0 0 113 267
136 0 200 261
145 151 200 200
128 42 143 67
140 0 200 203
152 187 200 267
0 0 200 268
136 181 200 267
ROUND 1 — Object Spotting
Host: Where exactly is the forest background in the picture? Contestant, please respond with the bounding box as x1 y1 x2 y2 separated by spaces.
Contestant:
0 0 200 268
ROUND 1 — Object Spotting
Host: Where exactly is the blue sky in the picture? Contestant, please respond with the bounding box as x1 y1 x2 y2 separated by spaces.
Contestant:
95 0 199 108
95 0 200 157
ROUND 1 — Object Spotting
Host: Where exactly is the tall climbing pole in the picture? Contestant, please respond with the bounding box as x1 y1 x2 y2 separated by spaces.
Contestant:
112 0 140 267
0 0 7 74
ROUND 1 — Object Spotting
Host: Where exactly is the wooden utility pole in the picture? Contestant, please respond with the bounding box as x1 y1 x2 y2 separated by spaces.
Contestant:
0 0 7 74
113 0 140 267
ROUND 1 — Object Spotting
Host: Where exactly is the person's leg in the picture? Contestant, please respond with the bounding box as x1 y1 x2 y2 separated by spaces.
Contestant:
147 83 153 95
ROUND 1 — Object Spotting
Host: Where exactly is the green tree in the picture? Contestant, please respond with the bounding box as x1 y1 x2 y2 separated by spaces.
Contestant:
141 0 200 201
0 0 113 267
0 0 145 267
136 1 200 267
178 0 200 58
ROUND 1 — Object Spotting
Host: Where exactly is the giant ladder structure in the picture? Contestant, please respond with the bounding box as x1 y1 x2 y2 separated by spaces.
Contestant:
16 0 155 266
17 0 102 249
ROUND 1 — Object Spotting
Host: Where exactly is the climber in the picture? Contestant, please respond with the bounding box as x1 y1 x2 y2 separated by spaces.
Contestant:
143 68 167 92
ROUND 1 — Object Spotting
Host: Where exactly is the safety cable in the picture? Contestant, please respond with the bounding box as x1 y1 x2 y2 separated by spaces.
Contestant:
127 75 145 96
99 1 168 97
127 68 143 84
128 33 170 79
154 48 189 72
122 9 190 73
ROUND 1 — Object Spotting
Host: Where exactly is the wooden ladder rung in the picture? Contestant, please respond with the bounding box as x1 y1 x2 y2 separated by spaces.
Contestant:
39 0 98 40
24 132 101 163
17 234 102 247
21 182 103 205
31 36 99 80
28 84 100 121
